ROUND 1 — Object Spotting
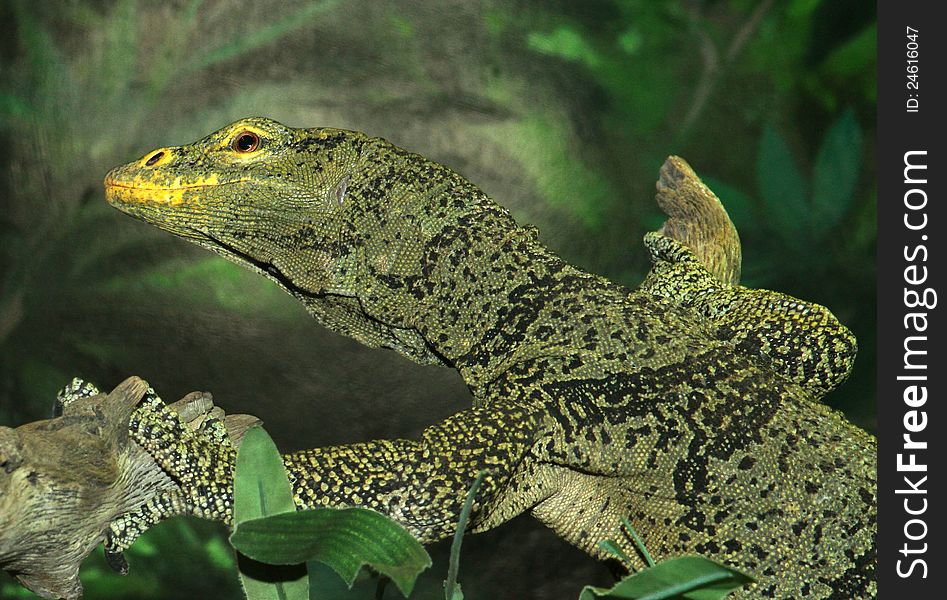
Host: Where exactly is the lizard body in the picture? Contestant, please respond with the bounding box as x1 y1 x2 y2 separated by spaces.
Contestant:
104 118 875 598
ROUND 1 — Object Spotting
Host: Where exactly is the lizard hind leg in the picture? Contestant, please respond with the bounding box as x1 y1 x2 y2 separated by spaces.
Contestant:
641 232 856 399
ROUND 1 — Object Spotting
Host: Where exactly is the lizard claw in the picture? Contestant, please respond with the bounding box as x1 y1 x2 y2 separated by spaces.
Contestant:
53 377 101 417
103 532 129 576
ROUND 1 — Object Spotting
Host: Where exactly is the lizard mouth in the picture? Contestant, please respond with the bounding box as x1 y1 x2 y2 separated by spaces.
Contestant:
104 178 247 206
104 180 229 191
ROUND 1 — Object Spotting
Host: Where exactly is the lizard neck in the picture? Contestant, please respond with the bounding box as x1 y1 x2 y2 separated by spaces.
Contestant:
419 216 568 381
347 165 568 390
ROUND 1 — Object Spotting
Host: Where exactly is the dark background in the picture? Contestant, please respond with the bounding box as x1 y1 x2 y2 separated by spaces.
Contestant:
0 1 876 598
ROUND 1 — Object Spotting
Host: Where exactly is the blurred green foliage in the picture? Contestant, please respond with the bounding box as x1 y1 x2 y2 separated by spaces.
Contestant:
0 519 240 599
1 0 875 598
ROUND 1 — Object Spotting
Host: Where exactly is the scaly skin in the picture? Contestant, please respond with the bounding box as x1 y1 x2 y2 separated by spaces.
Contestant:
104 118 875 598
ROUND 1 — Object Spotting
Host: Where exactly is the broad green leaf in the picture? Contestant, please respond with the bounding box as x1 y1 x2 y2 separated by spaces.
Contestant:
811 108 862 238
233 426 308 600
234 426 297 524
231 508 432 597
756 125 808 243
579 556 753 600
237 555 307 600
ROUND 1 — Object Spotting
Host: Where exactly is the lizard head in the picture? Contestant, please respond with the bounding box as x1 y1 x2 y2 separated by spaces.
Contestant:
104 117 476 364
105 117 368 297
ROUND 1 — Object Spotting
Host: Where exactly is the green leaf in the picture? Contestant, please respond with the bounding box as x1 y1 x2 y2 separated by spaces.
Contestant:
233 426 308 600
811 108 862 237
237 555 308 600
234 426 297 524
787 0 822 18
821 25 877 78
756 125 808 243
444 473 483 600
578 556 754 600
205 535 237 571
598 540 631 564
620 517 654 568
231 508 431 597
448 584 465 600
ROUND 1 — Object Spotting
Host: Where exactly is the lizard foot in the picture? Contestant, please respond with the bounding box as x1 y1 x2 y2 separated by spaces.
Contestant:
128 388 239 525
54 377 101 416
78 381 259 578
642 232 856 398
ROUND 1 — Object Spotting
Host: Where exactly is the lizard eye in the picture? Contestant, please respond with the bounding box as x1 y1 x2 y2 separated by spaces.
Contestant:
231 131 260 153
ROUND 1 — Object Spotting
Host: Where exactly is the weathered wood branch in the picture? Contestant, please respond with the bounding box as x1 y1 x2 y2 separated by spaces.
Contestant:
0 377 259 600
655 156 742 285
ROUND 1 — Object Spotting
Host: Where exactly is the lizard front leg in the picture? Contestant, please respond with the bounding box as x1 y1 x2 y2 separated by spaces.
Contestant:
640 232 857 398
126 393 550 545
100 387 246 568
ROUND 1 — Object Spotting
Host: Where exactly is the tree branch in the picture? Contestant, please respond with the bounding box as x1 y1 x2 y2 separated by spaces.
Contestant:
654 155 742 285
0 377 259 600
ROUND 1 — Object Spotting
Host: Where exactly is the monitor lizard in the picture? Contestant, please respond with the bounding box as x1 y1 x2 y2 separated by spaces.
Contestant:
102 117 876 598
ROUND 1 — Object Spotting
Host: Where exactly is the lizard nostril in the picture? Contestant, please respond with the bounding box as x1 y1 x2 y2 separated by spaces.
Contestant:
144 151 165 167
